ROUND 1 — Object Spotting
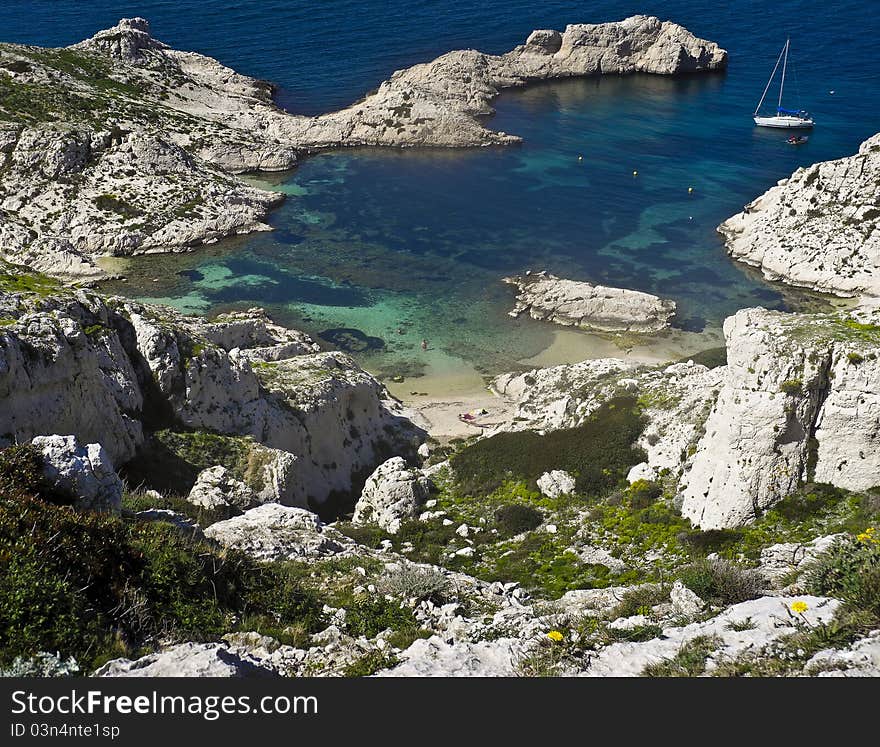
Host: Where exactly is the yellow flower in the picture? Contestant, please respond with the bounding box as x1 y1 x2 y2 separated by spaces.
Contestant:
547 630 564 642
790 600 808 615
857 527 877 543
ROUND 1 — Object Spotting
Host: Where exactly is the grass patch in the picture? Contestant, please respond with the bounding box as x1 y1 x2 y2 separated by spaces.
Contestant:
642 634 722 677
449 395 646 496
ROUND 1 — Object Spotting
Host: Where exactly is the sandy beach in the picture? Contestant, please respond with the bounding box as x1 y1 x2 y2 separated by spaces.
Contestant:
384 324 724 440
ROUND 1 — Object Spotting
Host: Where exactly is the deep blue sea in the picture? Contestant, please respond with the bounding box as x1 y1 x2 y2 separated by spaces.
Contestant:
3 1 879 383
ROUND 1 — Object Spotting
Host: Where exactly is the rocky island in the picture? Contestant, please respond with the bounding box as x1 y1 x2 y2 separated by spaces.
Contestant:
504 272 677 332
1 16 880 681
0 16 726 281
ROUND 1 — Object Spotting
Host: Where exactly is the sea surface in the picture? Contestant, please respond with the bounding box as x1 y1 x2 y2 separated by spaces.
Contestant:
3 1 879 383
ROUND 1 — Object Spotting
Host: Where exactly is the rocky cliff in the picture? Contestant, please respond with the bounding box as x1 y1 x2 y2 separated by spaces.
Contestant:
720 132 880 298
0 262 423 509
0 16 725 280
681 306 880 528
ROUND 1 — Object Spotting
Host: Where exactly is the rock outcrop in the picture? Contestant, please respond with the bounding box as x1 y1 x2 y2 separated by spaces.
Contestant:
187 466 257 510
31 434 122 512
504 273 676 333
681 306 880 528
204 504 346 561
0 16 725 280
0 264 423 509
95 642 278 678
720 132 880 298
353 457 432 533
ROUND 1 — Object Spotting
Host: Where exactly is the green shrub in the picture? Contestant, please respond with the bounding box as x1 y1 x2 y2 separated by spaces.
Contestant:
806 534 880 617
847 352 865 365
121 489 237 528
344 596 419 639
380 566 451 605
679 528 744 556
627 479 663 510
680 347 727 369
494 504 543 537
0 444 66 504
779 379 803 396
450 396 646 497
0 492 321 670
342 650 398 677
676 558 765 606
609 584 669 619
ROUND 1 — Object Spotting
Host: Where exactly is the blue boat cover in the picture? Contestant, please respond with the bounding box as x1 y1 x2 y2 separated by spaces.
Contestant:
777 107 807 116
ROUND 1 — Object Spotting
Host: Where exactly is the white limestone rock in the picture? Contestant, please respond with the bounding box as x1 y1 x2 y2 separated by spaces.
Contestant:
353 457 432 533
759 534 843 585
504 273 676 333
670 580 704 617
31 434 122 512
806 632 880 677
720 132 880 298
582 595 838 677
536 470 576 498
377 635 522 677
94 642 277 678
187 465 257 510
681 306 880 528
203 503 346 561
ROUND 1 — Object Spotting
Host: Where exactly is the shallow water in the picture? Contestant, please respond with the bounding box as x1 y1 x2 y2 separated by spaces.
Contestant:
6 0 879 382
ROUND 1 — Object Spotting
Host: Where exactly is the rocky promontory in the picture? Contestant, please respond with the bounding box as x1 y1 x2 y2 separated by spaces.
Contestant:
0 16 726 281
720 132 880 298
504 272 677 332
0 261 424 509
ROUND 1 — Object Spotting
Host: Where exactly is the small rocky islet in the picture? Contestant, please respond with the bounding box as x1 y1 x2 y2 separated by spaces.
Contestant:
1 16 879 678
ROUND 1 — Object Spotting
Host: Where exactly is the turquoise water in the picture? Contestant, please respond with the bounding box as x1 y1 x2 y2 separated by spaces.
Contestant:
5 1 879 379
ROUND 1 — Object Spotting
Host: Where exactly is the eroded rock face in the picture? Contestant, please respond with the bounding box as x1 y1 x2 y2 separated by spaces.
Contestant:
504 273 676 332
720 132 880 298
681 307 880 528
0 272 423 509
353 457 432 533
31 434 122 512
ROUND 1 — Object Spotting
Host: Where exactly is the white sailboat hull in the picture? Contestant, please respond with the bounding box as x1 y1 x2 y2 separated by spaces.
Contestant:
753 115 814 129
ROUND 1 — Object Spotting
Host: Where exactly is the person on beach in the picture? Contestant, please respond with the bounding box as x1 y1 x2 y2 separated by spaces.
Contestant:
421 339 428 350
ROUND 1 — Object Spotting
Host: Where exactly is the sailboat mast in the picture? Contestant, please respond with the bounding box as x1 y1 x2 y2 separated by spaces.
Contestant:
778 38 789 109
754 41 787 116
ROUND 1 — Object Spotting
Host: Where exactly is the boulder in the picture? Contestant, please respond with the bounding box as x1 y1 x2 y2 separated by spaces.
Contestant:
203 503 345 561
353 457 432 533
31 435 122 512
536 470 576 498
670 580 704 617
187 465 257 510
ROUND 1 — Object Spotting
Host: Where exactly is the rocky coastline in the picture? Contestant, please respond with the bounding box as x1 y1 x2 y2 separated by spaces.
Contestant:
2 17 880 680
0 16 726 281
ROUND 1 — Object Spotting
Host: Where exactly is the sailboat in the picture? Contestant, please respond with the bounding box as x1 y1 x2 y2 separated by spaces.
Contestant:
753 38 814 129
